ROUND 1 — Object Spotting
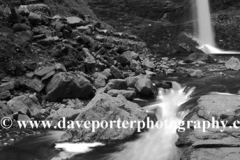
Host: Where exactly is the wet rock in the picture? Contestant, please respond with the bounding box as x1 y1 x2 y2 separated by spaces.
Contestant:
105 79 127 92
60 93 147 142
190 148 240 160
135 78 156 97
110 65 124 79
197 95 240 125
7 94 42 117
107 89 136 100
45 72 94 102
225 57 240 71
185 52 215 63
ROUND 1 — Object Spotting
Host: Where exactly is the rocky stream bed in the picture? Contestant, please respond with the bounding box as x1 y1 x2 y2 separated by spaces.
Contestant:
1 0 240 160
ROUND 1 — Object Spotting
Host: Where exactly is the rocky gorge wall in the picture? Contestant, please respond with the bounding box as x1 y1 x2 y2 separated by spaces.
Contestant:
85 0 240 54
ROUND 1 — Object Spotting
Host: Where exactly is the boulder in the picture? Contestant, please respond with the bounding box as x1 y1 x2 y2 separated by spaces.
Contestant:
184 53 215 63
66 17 84 27
20 4 51 17
101 69 112 79
0 102 12 118
130 60 144 73
197 94 240 125
28 12 42 26
0 81 15 93
93 72 107 88
225 57 240 71
7 94 42 118
12 23 31 32
25 78 45 92
110 65 124 79
34 66 56 77
105 79 127 92
46 108 82 126
142 58 155 69
0 90 11 100
125 76 141 87
188 69 204 77
122 51 139 61
59 93 147 142
135 78 156 97
45 72 94 102
107 90 136 100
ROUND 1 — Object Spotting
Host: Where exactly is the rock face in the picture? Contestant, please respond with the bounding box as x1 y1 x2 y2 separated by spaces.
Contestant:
59 93 147 142
45 72 94 102
177 94 240 160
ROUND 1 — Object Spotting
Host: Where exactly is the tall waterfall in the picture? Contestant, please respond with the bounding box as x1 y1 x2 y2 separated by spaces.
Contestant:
196 0 215 47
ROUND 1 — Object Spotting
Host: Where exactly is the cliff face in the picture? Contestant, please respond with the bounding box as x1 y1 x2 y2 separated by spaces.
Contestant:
85 0 240 54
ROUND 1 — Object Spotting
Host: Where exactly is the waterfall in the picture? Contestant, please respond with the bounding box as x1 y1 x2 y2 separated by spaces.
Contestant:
196 0 216 47
109 82 194 160
194 0 239 54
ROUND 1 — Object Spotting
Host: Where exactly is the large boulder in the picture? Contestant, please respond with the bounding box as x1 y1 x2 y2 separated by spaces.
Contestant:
177 94 240 160
197 94 240 125
59 93 147 142
225 57 240 71
45 72 94 102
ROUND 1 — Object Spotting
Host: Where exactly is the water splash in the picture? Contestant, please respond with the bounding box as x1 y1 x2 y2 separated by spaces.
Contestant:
109 82 194 160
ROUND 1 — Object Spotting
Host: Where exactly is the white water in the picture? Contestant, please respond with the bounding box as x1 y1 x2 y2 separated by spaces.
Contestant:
196 0 215 47
109 82 194 160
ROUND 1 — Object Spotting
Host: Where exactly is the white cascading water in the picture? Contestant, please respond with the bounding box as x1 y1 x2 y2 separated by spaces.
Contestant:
195 0 240 54
196 0 215 47
109 82 194 160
